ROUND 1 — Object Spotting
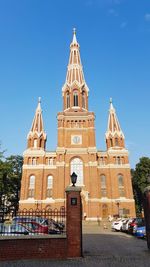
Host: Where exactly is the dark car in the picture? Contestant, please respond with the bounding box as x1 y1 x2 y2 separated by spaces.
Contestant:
133 225 146 238
128 218 145 234
48 218 65 232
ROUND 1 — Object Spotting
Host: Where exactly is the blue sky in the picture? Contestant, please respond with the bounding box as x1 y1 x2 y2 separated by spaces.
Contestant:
0 0 150 168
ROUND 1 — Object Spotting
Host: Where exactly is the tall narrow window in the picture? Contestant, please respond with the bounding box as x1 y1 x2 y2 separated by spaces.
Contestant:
101 175 107 197
47 175 53 197
82 91 86 109
70 158 83 186
115 138 119 146
100 157 105 165
73 91 78 106
48 158 53 165
28 175 35 198
116 157 121 165
34 139 37 148
110 138 113 147
66 92 70 108
118 174 125 197
32 158 37 165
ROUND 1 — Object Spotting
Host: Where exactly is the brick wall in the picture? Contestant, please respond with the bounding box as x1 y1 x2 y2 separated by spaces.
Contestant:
0 186 82 261
0 237 67 261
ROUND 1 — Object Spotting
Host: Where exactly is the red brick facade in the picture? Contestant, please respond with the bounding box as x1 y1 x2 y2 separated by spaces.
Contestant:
19 30 136 219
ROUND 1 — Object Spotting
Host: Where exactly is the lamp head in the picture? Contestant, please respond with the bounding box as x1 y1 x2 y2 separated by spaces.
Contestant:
70 172 77 186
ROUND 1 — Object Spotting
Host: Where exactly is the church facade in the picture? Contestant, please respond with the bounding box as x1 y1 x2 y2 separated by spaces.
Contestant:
19 30 135 219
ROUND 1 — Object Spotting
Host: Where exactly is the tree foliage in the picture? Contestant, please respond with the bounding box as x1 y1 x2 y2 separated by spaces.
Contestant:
0 148 23 213
132 157 150 214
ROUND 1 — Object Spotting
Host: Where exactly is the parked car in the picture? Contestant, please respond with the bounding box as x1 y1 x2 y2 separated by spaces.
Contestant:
128 218 145 234
12 216 48 226
19 221 49 234
12 216 64 234
121 218 133 232
48 219 65 232
111 218 126 231
133 225 146 238
0 223 29 236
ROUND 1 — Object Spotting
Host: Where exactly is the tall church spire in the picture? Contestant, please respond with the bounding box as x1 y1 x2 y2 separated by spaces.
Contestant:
27 97 47 150
62 29 89 112
105 98 125 149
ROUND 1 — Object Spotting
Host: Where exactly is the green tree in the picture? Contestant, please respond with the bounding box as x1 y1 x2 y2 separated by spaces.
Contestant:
0 148 9 209
0 149 23 213
132 157 150 214
6 155 23 211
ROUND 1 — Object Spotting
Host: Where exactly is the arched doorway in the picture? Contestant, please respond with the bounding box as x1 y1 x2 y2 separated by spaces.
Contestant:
102 204 108 218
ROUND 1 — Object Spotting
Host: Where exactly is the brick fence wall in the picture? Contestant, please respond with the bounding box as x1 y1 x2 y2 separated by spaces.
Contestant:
0 237 67 260
0 186 82 261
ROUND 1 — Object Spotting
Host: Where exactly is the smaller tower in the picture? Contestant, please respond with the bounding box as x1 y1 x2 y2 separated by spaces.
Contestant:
27 97 47 150
105 98 125 149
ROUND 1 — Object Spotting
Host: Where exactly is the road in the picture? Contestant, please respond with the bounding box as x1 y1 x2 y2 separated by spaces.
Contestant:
0 221 150 267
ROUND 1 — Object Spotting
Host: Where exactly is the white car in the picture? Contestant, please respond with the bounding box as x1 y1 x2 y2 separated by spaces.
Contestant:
112 218 126 231
122 218 133 232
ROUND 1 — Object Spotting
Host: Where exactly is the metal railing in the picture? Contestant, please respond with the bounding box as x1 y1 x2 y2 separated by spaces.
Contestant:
0 206 66 236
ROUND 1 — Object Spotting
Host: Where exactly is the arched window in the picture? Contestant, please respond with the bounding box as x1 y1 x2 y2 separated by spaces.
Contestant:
48 158 53 165
82 91 86 109
28 175 35 197
110 138 113 147
73 90 78 106
118 174 125 197
102 204 108 218
66 92 70 109
39 139 42 147
70 158 83 186
100 175 107 197
116 157 121 165
34 139 37 148
115 138 119 146
47 175 53 198
118 174 124 187
32 158 37 165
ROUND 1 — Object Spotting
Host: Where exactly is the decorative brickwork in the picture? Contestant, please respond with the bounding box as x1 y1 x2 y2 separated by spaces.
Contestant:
19 30 136 219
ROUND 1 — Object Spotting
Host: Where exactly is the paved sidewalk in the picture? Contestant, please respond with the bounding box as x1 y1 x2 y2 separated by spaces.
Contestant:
1 221 150 267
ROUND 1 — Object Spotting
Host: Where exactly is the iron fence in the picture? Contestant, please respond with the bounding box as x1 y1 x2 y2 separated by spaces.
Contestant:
0 206 66 236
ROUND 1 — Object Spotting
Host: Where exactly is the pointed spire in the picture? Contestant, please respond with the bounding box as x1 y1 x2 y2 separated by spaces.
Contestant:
27 98 47 149
31 97 44 133
62 29 89 92
72 28 77 44
105 99 125 149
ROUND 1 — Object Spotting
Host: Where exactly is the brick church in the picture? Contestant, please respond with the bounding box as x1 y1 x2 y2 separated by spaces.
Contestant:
19 30 135 219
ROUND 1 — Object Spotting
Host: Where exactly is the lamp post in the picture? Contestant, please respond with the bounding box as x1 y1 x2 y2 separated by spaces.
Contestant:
70 172 77 186
116 200 120 218
35 200 42 210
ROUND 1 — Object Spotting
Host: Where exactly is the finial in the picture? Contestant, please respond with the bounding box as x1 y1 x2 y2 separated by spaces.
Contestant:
110 97 112 104
38 97 41 103
72 27 77 44
73 27 76 35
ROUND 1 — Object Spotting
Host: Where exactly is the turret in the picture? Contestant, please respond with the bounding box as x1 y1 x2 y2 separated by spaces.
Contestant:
105 98 125 149
27 97 47 150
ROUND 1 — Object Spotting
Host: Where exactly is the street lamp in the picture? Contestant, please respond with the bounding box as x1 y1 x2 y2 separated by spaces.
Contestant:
70 172 77 186
116 200 120 218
